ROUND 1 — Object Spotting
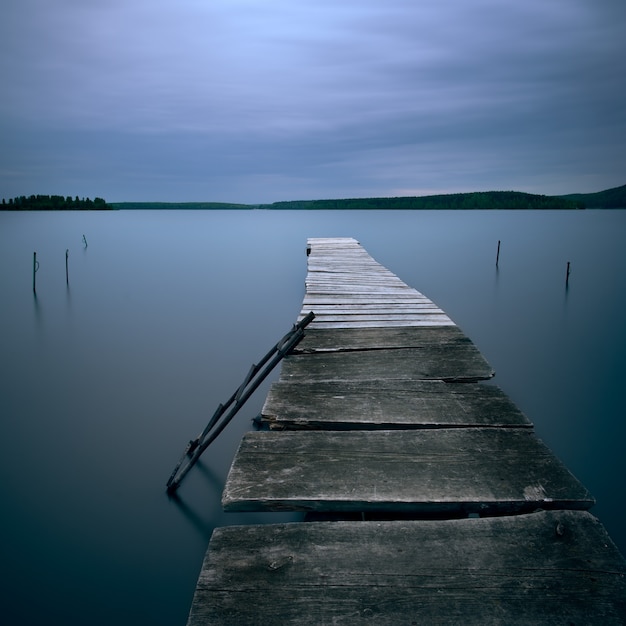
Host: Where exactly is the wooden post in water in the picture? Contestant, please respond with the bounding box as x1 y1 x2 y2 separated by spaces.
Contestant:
566 261 571 287
33 252 39 293
496 240 501 267
65 249 69 285
82 234 88 248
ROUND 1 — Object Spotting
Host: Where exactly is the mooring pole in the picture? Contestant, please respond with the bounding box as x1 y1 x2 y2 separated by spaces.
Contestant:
82 234 88 248
65 249 69 285
33 252 39 293
566 261 571 287
496 240 501 267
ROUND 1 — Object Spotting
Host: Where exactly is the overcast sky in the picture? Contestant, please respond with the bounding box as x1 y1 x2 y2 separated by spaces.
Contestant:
2 0 624 203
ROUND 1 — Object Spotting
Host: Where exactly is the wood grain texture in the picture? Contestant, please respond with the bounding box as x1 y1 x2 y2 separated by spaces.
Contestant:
187 511 626 625
281 346 494 383
294 326 486 352
261 380 532 430
222 429 594 514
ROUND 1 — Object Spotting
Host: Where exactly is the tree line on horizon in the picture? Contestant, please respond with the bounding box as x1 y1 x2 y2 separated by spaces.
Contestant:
1 194 111 210
264 191 585 210
3 184 625 211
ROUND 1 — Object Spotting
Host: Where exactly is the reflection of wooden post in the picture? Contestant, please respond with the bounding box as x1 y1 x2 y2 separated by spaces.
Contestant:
496 240 501 267
566 261 571 287
33 252 39 293
65 249 69 285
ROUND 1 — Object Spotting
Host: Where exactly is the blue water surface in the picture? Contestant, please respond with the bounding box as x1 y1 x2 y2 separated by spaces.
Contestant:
1 209 624 625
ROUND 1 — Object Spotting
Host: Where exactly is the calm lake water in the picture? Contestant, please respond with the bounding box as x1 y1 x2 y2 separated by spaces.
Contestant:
1 209 625 625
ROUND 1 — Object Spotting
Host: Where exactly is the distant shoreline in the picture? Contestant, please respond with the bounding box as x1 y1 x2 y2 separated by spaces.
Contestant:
109 184 626 210
3 184 625 211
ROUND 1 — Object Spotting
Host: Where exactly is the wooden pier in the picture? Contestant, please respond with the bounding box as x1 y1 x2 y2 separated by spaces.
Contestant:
187 238 626 624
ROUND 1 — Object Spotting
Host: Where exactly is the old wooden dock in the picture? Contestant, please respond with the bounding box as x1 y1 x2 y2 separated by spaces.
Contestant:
187 237 626 624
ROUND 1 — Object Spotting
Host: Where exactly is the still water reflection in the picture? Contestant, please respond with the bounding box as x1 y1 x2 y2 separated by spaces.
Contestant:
1 209 625 625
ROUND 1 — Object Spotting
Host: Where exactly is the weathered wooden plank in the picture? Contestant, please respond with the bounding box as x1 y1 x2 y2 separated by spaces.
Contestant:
305 284 413 292
307 236 361 245
306 266 397 271
281 346 494 382
299 312 456 327
295 327 473 352
303 294 433 302
302 298 436 306
306 315 454 328
306 268 399 276
222 429 594 514
288 329 494 380
187 511 626 625
302 310 446 318
306 266 405 272
302 314 454 324
304 306 444 314
302 300 437 309
306 267 406 276
261 380 532 430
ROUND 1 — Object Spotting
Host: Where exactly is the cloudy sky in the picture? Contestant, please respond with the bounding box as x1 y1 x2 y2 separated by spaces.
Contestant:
2 0 624 203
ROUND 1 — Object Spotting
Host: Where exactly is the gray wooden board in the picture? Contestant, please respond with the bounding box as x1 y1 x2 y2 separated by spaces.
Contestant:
304 284 422 293
303 318 456 329
304 319 457 328
260 380 532 430
303 294 433 302
222 429 594 514
302 316 456 328
303 313 450 321
281 347 494 382
306 271 402 278
295 326 479 352
187 511 626 625
304 313 450 321
303 304 442 312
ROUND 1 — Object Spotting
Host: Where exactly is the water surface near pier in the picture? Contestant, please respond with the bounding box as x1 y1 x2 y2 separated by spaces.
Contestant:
1 209 625 625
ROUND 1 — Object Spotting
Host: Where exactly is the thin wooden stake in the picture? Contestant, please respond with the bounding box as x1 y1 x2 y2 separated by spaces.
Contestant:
82 234 88 248
65 249 69 285
566 261 571 287
33 252 39 293
496 240 501 267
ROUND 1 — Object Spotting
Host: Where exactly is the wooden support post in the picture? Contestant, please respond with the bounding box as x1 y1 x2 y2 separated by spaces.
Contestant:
566 261 571 287
496 240 501 267
65 249 69 285
33 252 39 293
82 234 88 248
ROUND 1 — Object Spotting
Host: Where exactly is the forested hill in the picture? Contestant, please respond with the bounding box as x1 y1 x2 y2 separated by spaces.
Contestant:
4 185 625 211
2 195 111 210
263 191 584 210
559 184 626 209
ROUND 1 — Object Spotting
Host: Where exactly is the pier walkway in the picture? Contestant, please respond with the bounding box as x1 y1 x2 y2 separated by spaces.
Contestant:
187 238 625 624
